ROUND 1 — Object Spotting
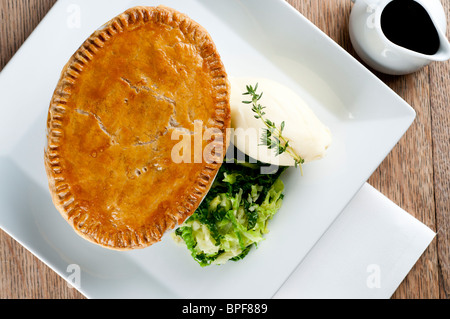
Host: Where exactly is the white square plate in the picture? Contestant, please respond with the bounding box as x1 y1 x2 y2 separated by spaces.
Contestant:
0 0 415 298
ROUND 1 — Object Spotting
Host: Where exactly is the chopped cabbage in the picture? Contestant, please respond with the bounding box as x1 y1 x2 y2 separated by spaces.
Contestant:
173 160 287 267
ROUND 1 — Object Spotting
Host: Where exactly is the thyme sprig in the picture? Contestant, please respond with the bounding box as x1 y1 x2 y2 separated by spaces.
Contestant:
242 83 305 171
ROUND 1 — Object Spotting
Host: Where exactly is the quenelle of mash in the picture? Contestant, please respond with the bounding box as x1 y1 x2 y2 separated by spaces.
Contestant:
230 77 332 167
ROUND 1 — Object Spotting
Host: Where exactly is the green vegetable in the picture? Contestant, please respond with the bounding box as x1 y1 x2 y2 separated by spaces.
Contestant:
173 155 287 267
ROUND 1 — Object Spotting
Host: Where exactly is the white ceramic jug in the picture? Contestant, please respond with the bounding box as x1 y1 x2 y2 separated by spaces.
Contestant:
349 0 450 75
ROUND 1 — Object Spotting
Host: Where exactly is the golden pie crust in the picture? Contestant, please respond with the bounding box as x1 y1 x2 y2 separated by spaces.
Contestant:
44 6 230 250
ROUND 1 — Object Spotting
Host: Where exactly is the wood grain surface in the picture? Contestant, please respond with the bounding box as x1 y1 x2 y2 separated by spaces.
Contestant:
0 0 448 299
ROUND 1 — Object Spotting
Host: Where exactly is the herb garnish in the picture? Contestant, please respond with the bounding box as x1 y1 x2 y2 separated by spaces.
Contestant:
242 83 305 171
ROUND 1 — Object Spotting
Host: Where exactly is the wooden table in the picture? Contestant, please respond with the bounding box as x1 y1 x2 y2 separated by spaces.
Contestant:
0 0 448 299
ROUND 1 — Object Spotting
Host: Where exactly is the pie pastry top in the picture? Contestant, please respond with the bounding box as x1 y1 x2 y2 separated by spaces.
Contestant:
44 6 231 250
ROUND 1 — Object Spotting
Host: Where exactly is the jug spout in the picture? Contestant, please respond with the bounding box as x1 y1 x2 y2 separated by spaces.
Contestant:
429 28 450 61
407 0 450 61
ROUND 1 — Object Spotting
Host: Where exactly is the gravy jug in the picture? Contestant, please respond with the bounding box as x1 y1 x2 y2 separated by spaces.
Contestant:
349 0 450 75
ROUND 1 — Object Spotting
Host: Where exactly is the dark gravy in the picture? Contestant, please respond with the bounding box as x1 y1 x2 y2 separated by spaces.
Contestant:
381 0 441 55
